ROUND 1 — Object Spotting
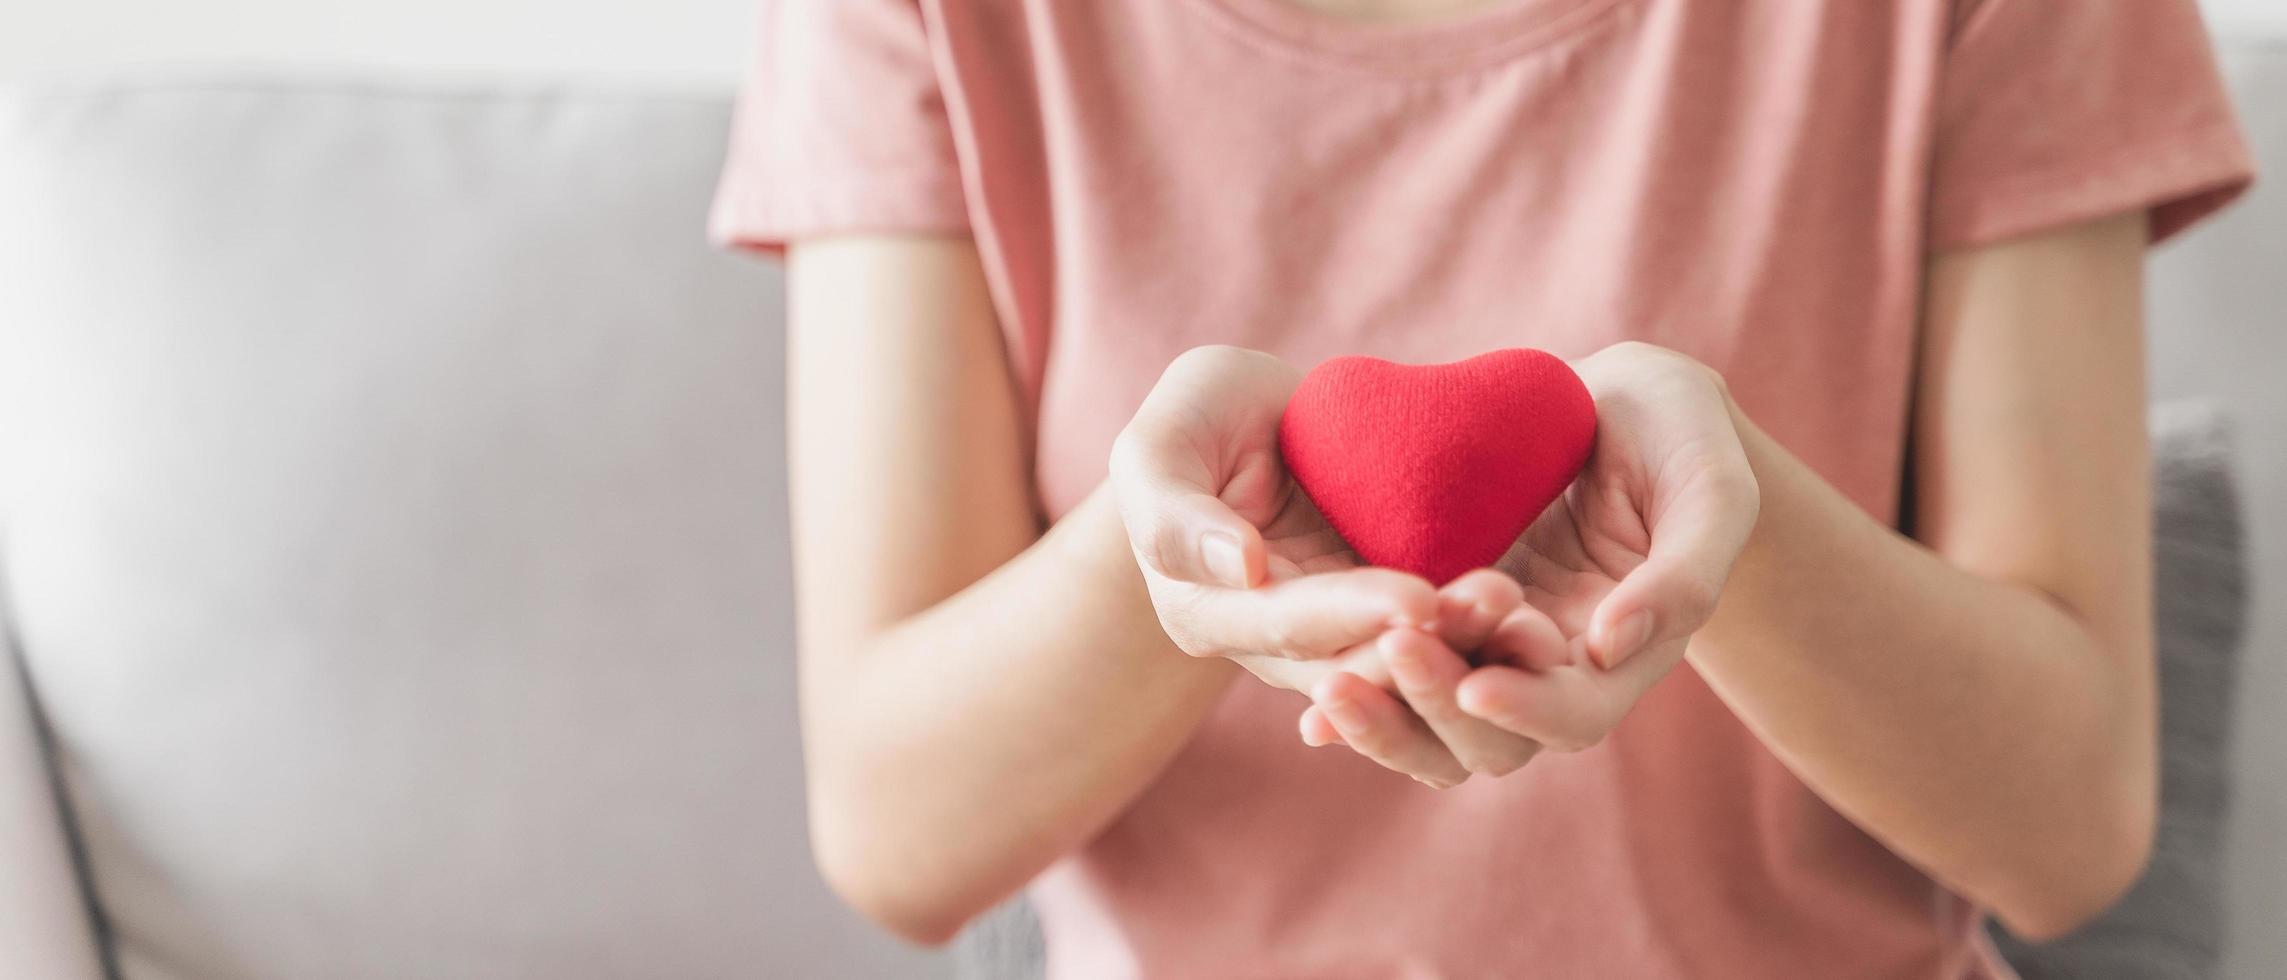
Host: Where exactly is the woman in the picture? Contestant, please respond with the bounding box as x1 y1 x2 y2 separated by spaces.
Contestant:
710 0 2254 975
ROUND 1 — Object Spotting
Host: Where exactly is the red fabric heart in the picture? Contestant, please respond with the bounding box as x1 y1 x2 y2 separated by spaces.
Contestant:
1279 349 1597 586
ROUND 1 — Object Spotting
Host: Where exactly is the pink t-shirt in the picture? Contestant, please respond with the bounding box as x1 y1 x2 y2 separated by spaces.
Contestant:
712 1 2253 976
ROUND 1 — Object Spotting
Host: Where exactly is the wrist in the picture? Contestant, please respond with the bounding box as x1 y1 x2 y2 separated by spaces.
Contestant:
1054 480 1244 679
1687 397 1788 671
1047 481 1148 592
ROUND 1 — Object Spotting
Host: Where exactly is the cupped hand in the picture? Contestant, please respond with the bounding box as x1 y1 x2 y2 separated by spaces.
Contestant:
1302 342 1758 768
1449 342 1760 751
1120 342 1757 784
1115 346 1560 788
1109 345 1439 690
1297 569 1565 787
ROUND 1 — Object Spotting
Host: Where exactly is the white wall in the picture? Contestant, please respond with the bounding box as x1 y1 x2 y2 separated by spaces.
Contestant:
1 0 2277 81
0 0 758 82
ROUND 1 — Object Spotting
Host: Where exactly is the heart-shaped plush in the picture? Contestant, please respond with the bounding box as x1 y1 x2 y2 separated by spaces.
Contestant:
1278 349 1597 585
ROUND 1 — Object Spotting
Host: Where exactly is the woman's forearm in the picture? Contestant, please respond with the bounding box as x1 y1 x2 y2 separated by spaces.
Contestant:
1690 406 2153 939
805 483 1235 944
782 238 1238 942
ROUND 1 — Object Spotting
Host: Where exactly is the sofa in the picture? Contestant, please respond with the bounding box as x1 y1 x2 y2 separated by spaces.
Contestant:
0 28 2280 980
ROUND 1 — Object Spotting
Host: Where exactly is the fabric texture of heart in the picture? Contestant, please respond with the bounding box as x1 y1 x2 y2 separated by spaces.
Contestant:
1278 349 1597 586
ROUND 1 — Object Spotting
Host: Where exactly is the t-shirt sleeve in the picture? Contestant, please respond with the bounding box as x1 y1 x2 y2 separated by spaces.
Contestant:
707 0 969 255
1928 0 2255 250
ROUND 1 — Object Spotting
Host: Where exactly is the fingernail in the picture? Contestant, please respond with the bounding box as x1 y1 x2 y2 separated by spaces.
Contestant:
1200 531 1247 588
1605 611 1654 666
1324 699 1367 734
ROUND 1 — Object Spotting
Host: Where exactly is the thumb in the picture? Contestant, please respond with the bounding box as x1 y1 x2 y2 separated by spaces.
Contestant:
1131 489 1266 588
1109 419 1267 589
1588 470 1757 668
1587 556 1715 670
1108 346 1297 589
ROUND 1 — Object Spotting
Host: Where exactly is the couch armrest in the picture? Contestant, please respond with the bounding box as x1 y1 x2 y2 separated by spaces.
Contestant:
0 568 106 980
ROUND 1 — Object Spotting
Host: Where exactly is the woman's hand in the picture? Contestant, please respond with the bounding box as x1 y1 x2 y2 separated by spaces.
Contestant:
1124 341 1755 783
1300 570 1563 786
1109 346 1440 689
1302 342 1759 761
1452 342 1760 750
1114 345 1556 788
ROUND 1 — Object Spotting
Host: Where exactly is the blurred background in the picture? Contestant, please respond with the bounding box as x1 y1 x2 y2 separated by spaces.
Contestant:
0 1 2282 978
12 0 2281 83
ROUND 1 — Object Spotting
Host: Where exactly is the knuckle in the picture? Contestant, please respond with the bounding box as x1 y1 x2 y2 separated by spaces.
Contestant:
1106 425 1166 486
1168 344 1244 379
1604 341 1725 391
1107 421 1147 465
1690 354 1731 394
1715 461 1759 501
1105 437 1155 497
1668 577 1724 628
1644 341 1710 376
1736 477 1763 524
1698 466 1761 521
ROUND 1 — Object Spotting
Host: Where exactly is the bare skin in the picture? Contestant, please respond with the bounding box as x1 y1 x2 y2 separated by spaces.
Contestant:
1298 216 2157 941
784 212 2155 945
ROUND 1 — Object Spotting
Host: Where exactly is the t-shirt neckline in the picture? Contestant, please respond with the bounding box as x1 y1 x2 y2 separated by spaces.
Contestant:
1190 0 1627 75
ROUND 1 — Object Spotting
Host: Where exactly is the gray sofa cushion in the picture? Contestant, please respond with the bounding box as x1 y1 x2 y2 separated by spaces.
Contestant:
0 74 939 980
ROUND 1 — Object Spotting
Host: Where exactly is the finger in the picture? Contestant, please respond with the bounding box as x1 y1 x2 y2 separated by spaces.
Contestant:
1481 603 1574 672
1452 665 1614 752
1149 491 1268 588
1314 671 1471 787
1108 427 1269 589
1435 569 1525 654
1108 346 1303 588
1192 568 1437 659
1299 639 1388 747
1456 638 1683 751
1590 463 1759 668
1299 705 1341 747
1383 629 1542 777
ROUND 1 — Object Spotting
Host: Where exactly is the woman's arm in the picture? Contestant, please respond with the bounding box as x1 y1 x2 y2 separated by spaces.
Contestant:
1690 212 2157 940
785 238 1440 944
785 236 1238 944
